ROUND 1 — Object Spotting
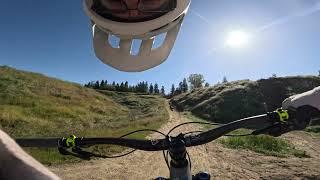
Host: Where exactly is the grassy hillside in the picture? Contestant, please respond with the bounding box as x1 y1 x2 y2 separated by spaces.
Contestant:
171 76 320 124
0 66 168 164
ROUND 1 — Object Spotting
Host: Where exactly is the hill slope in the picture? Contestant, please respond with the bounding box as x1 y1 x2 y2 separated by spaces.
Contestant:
171 76 320 124
0 66 168 163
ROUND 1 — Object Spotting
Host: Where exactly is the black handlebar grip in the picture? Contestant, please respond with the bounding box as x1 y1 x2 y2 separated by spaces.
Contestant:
291 105 320 130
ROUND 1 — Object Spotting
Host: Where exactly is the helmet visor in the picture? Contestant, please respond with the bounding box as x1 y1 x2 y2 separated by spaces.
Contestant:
91 0 177 22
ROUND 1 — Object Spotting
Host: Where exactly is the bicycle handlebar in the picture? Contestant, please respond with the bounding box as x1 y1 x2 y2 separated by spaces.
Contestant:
15 114 271 150
15 106 320 152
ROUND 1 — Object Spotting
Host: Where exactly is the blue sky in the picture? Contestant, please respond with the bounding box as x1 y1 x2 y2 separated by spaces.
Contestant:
0 0 320 92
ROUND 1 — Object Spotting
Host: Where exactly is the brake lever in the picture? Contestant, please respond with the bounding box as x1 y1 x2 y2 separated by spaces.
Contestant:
58 146 92 160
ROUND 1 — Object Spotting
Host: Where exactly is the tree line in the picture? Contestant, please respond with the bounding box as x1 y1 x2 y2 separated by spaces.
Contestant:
85 70 320 97
84 80 165 95
84 74 229 96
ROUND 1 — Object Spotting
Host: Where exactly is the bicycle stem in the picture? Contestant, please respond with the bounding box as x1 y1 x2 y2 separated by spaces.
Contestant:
168 133 192 180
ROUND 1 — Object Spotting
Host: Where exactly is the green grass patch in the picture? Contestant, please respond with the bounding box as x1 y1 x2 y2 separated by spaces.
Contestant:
305 125 320 137
220 134 309 158
305 125 320 133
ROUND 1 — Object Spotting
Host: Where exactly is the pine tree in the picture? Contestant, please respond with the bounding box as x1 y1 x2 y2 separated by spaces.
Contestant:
100 80 105 89
149 83 154 94
94 81 100 89
124 81 129 91
154 83 160 94
182 78 188 92
136 81 147 93
120 82 125 92
171 84 175 95
161 86 165 95
145 82 149 93
141 83 143 92
222 76 228 83
141 82 144 93
205 82 210 87
178 82 183 93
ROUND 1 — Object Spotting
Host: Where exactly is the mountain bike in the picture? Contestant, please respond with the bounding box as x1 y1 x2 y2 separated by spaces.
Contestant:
16 106 320 180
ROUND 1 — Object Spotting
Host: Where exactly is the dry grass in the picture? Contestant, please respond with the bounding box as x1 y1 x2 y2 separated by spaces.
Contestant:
171 77 320 124
0 66 168 164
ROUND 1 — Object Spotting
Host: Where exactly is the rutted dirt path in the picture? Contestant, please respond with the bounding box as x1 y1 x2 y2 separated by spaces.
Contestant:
50 101 320 179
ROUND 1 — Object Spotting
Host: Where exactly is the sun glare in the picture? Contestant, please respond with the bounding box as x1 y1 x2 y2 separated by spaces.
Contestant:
226 30 250 48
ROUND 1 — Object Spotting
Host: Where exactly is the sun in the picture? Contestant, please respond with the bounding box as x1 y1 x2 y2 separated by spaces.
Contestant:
226 30 250 48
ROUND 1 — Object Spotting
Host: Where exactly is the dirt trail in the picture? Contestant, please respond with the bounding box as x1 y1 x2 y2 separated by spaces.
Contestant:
50 101 320 179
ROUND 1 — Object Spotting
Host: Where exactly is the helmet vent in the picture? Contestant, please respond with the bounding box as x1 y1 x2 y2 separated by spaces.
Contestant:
108 34 120 48
131 39 143 56
152 33 167 50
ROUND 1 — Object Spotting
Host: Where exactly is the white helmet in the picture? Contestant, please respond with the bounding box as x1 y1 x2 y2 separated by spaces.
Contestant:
83 0 191 72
